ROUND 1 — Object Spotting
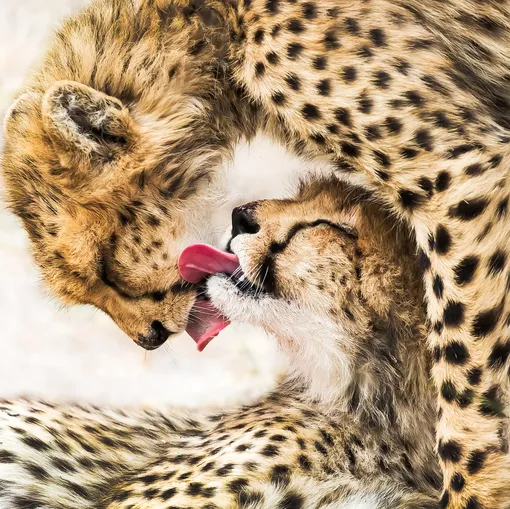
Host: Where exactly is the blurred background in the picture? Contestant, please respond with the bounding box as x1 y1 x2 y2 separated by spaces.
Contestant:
0 0 324 410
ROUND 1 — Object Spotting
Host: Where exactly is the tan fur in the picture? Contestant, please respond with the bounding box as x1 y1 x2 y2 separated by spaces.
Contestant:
0 181 439 508
2 0 510 505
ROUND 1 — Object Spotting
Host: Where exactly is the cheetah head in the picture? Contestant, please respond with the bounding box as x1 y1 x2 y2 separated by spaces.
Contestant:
184 179 425 401
2 81 230 349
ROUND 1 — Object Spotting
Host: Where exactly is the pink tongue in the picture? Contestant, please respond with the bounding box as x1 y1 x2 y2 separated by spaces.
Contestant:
178 244 239 283
178 244 240 351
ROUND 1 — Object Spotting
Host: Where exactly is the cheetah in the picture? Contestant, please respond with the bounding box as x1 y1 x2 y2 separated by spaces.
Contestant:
0 180 440 508
2 0 510 505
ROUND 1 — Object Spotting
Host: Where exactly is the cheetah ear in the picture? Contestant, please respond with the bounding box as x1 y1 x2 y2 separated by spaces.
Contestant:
42 81 135 165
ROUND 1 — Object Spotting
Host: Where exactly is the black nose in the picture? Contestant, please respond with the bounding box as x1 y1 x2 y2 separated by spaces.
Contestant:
232 202 260 238
137 320 171 350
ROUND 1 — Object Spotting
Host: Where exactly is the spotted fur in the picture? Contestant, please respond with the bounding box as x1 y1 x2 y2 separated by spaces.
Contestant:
3 0 510 505
0 181 439 508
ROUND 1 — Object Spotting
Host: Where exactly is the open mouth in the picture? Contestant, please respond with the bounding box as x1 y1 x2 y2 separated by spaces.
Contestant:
178 244 246 352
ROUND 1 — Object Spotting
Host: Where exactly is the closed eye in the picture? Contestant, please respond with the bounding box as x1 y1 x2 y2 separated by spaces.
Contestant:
99 257 193 301
270 219 358 254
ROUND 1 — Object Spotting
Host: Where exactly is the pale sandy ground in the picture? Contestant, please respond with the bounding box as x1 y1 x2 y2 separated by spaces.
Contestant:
0 0 323 410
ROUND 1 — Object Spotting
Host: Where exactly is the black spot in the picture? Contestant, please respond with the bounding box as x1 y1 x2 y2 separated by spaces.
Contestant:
266 0 279 14
480 385 505 417
310 133 326 145
357 45 373 59
497 197 508 218
298 454 312 471
374 151 391 168
433 346 442 362
345 17 360 35
441 381 457 402
229 477 249 494
450 473 465 492
267 52 279 65
404 90 424 107
399 189 424 210
160 487 177 500
432 275 444 299
373 70 391 89
433 111 452 129
468 367 483 386
457 389 474 408
270 465 291 486
239 491 264 506
385 117 402 134
324 29 340 50
255 62 266 76
271 24 281 37
22 436 50 451
302 104 321 120
467 450 487 475
394 59 411 75
488 250 506 276
435 225 451 255
422 75 448 94
443 301 465 327
415 129 433 151
270 434 288 442
435 171 451 192
341 142 360 158
358 94 373 114
489 154 503 168
261 444 279 457
464 163 485 176
438 440 462 463
342 66 357 82
334 108 351 127
279 493 304 509
488 341 510 369
369 28 387 47
308 56 327 73
272 92 286 105
448 143 478 159
444 342 469 365
287 43 304 59
365 125 381 141
317 79 331 96
327 124 339 134
254 29 265 44
401 147 418 159
440 490 450 509
450 198 488 220
314 441 328 455
216 463 235 476
302 2 317 19
418 177 433 197
187 482 204 496
454 256 479 285
288 18 304 34
472 305 502 337
465 496 481 509
285 74 301 91
0 450 16 463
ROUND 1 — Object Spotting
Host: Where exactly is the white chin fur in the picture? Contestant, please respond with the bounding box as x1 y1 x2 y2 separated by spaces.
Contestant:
207 275 353 409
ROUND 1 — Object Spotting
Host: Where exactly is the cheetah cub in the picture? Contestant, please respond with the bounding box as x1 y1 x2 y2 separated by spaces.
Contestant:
0 180 438 509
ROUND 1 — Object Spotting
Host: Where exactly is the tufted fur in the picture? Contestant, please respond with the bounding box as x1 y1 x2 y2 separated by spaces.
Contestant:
0 180 439 508
3 0 510 505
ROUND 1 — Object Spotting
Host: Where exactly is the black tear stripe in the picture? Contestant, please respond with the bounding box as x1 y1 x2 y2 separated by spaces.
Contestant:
259 219 358 294
270 219 358 255
100 254 191 301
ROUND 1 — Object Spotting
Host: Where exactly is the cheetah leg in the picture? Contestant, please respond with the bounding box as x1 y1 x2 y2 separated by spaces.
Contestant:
379 163 510 508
